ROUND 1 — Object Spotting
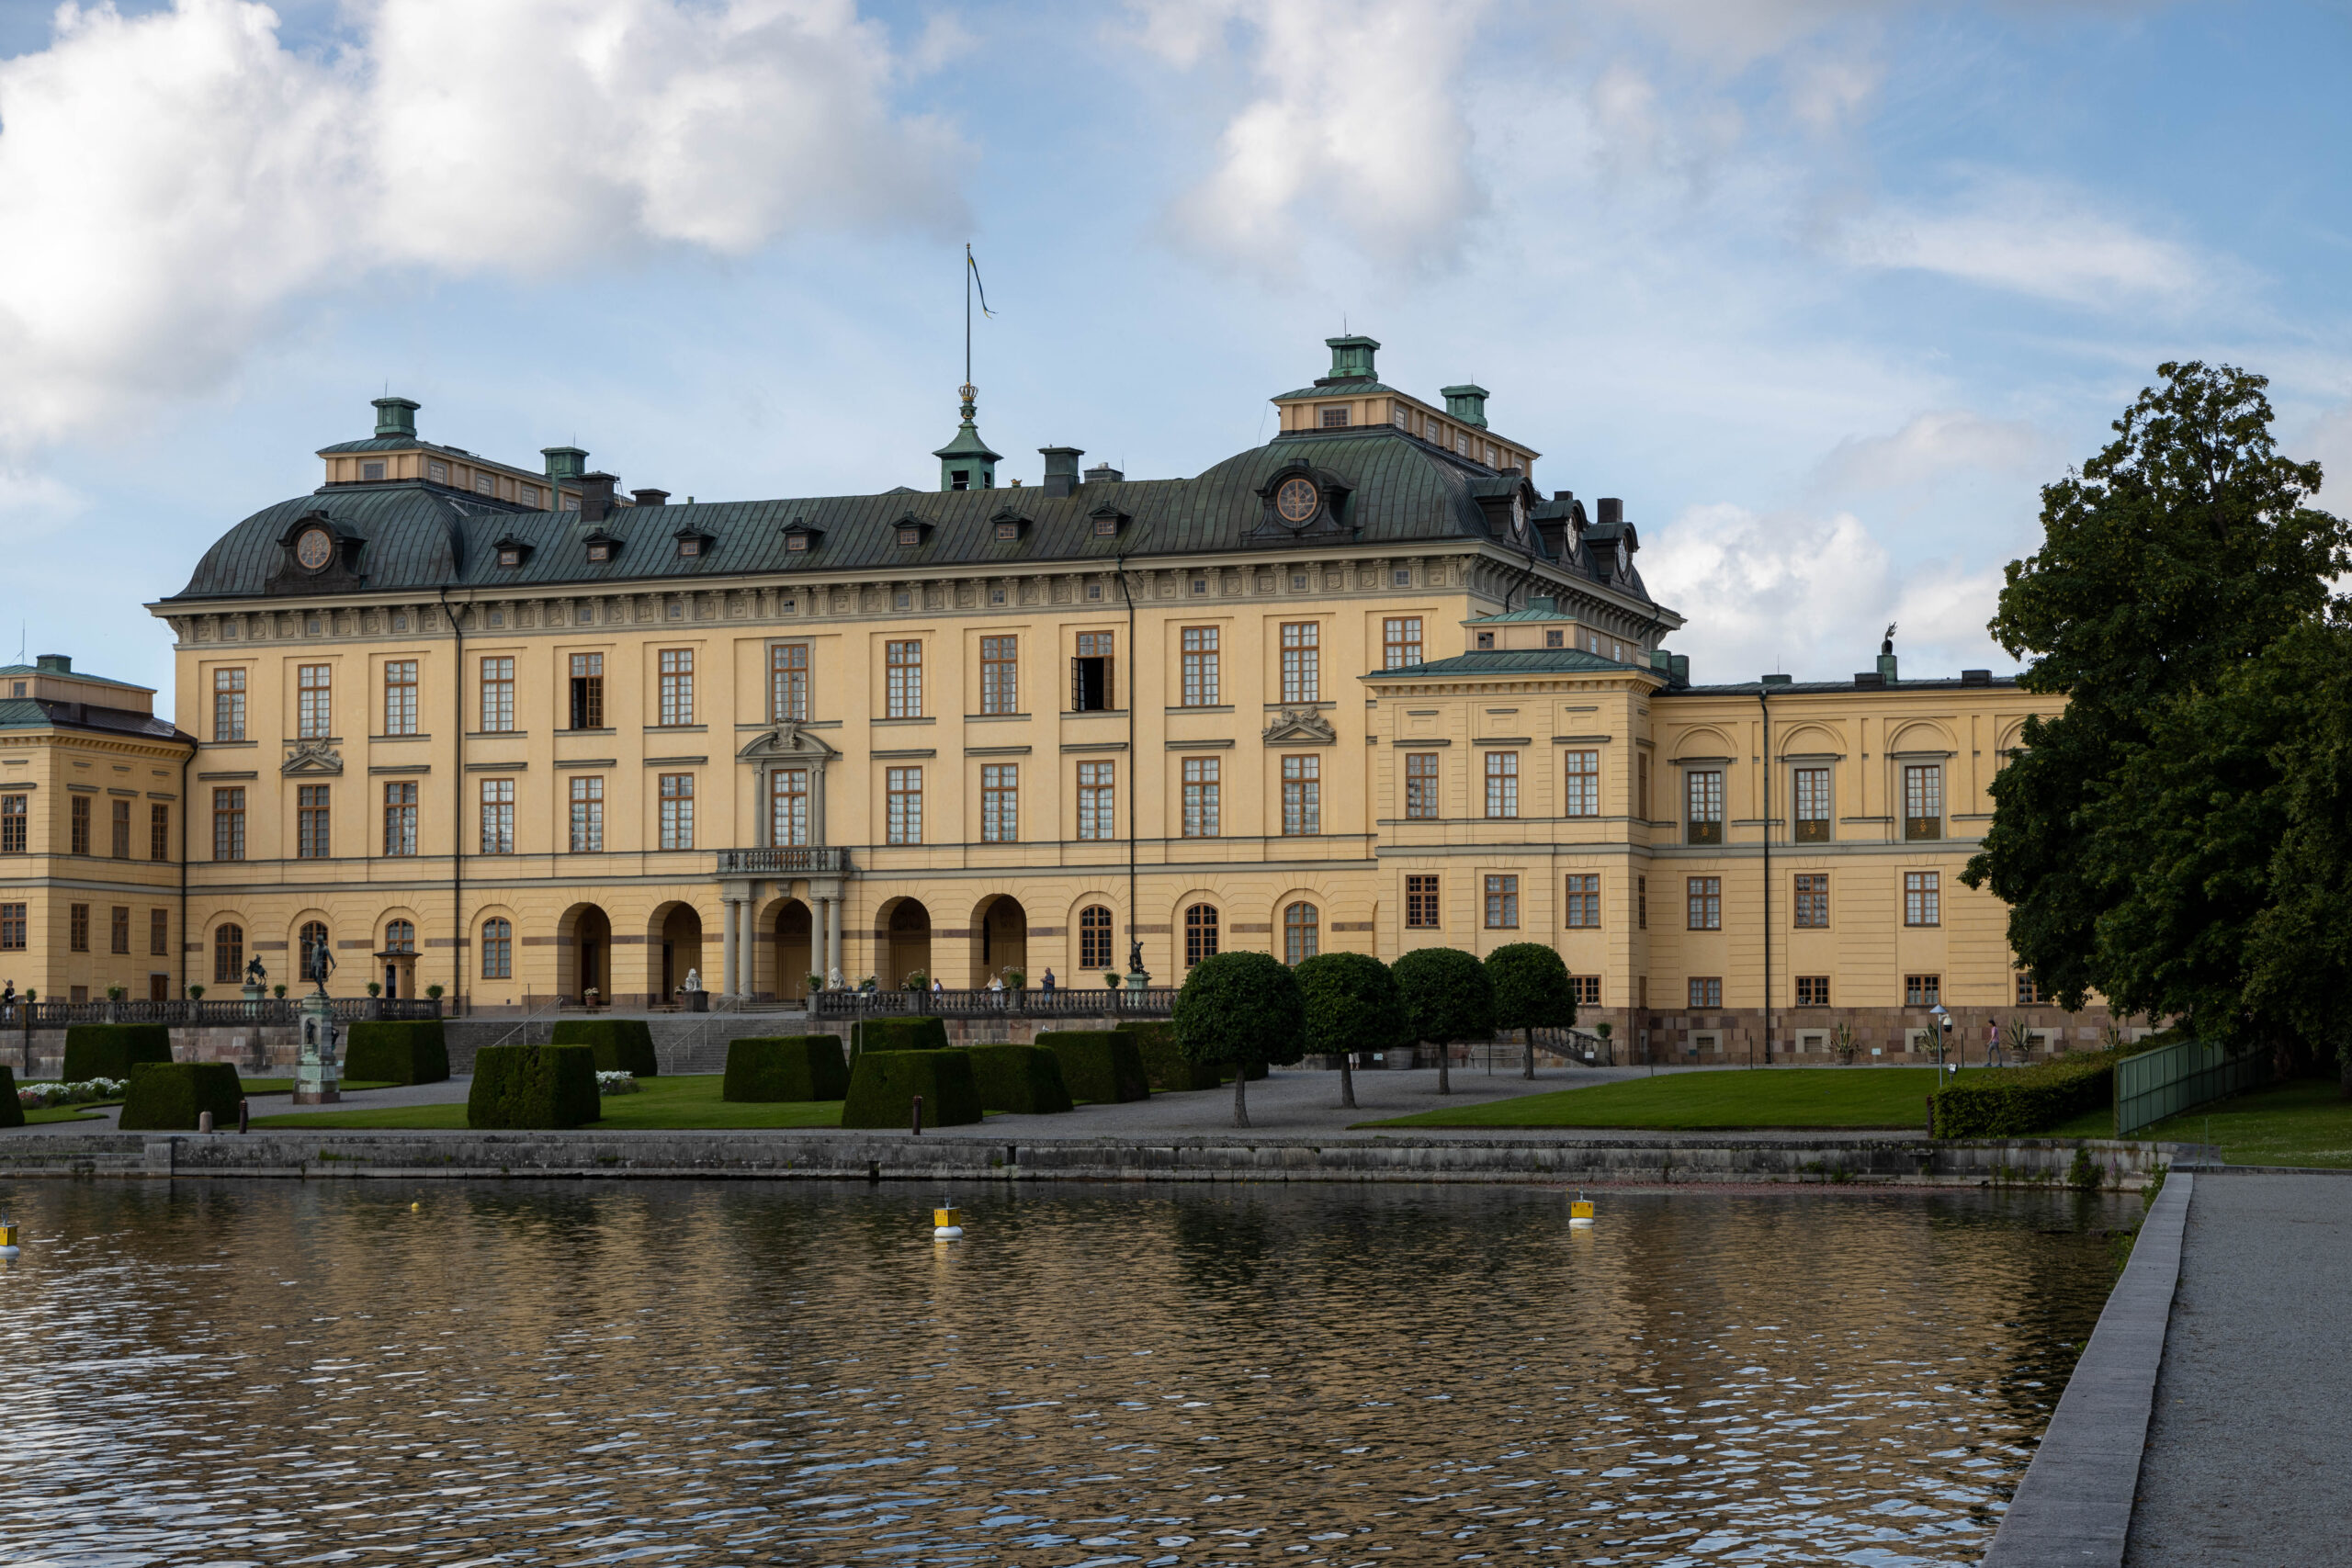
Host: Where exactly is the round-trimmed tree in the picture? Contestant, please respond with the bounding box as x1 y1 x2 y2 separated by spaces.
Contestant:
1486 943 1577 1080
1392 945 1494 1095
1295 951 1409 1111
1173 950 1306 1127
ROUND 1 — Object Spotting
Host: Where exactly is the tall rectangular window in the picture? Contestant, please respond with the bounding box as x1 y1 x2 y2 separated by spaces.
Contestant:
1905 974 1942 1008
1406 874 1441 928
213 668 246 740
1071 632 1114 711
1384 616 1423 670
1637 751 1652 819
1564 750 1600 817
150 908 168 956
1181 626 1221 706
1905 870 1941 927
886 767 922 844
1689 976 1724 1010
1794 766 1831 841
1687 875 1722 931
110 798 131 858
297 784 330 859
212 787 244 861
298 663 331 738
150 803 168 861
1686 769 1723 844
1182 757 1220 838
383 781 418 855
981 763 1019 842
1080 906 1114 970
1485 751 1519 818
481 778 514 854
1078 761 1116 840
1794 873 1829 928
569 652 605 728
1566 873 1600 929
658 649 694 726
480 657 515 731
1280 622 1320 702
1283 755 1320 835
570 775 605 852
70 795 90 854
659 773 695 849
1406 753 1441 818
772 768 809 846
771 643 809 720
0 795 23 853
69 902 87 953
383 660 418 736
0 903 23 950
886 640 923 718
1484 874 1519 930
1637 874 1647 930
980 635 1019 715
1186 903 1219 967
1904 765 1943 840
481 919 513 980
110 905 130 955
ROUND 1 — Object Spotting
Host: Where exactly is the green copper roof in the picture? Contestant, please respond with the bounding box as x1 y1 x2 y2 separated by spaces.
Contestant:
1367 649 1652 680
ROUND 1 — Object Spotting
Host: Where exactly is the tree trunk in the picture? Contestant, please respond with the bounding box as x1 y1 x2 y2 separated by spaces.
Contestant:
1523 1025 1535 1080
1339 1051 1356 1109
1437 1041 1452 1095
1233 1066 1251 1128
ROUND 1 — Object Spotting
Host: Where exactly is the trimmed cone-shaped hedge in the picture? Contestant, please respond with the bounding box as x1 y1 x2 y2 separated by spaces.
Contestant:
1933 1049 2120 1137
343 1021 450 1086
854 1016 950 1055
723 1035 850 1101
468 1044 601 1129
841 1049 984 1129
0 1065 22 1129
966 1043 1073 1113
1035 1030 1151 1103
1116 1021 1221 1091
118 1062 243 1131
62 1023 173 1083
551 1019 659 1077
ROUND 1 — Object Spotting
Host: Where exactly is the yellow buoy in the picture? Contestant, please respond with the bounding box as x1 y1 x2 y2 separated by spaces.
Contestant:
1568 1194 1596 1229
0 1218 20 1258
410 1201 421 1212
933 1204 964 1241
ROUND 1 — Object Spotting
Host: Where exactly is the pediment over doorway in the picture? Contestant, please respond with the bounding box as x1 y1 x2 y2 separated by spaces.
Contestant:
737 721 842 763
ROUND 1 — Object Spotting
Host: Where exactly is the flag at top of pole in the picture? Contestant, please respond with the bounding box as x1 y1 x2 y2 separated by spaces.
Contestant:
965 243 994 391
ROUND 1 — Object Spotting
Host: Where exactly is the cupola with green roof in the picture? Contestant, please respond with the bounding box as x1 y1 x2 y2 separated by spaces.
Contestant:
933 381 1001 491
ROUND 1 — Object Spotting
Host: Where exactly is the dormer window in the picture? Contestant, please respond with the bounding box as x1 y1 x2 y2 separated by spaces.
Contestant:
474 474 494 496
362 461 385 480
1392 405 1408 428
1476 632 1495 649
498 547 522 568
678 538 702 558
1546 629 1564 649
519 484 538 507
1091 516 1116 537
995 522 1019 542
781 517 821 554
491 533 531 569
428 461 448 484
786 534 809 552
1319 406 1350 428
587 543 610 562
898 525 922 547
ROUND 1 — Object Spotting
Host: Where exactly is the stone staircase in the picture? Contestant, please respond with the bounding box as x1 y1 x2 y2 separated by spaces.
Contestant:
443 1008 811 1075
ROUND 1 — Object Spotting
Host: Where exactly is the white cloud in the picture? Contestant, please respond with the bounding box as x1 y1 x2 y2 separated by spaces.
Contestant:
1812 409 2057 494
2301 403 2352 516
0 0 967 448
1587 0 1894 73
1834 174 2200 307
1131 0 1490 273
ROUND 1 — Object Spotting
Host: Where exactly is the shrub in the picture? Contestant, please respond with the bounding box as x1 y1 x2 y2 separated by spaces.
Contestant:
1394 946 1495 1093
343 1021 451 1086
1932 1049 2121 1137
118 1062 243 1132
965 1044 1073 1113
841 1049 983 1128
597 1070 641 1095
62 1023 173 1083
854 1016 950 1055
1486 943 1577 1033
723 1035 851 1102
1117 1021 1221 1091
1172 951 1306 1127
551 1019 659 1077
1296 951 1411 1106
0 1066 20 1129
468 1044 601 1129
1035 1031 1150 1103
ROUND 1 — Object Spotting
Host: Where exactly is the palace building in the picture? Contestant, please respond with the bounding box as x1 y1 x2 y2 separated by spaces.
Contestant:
37 332 2102 1059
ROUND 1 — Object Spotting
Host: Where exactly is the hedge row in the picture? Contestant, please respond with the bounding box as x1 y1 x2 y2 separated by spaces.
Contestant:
841 1050 983 1128
0 1065 21 1129
1932 1049 2119 1138
1115 1021 1220 1092
550 1020 659 1077
854 1016 950 1055
344 1021 450 1086
1035 1031 1150 1103
469 1044 601 1128
966 1044 1072 1114
723 1036 849 1101
62 1023 173 1083
119 1062 243 1132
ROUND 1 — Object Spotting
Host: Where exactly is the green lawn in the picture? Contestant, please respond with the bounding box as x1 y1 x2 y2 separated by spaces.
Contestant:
2048 1077 2352 1166
1358 1066 1973 1130
253 1074 848 1131
23 1104 111 1124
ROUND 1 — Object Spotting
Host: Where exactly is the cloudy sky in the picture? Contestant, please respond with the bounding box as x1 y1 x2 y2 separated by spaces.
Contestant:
4 0 2349 714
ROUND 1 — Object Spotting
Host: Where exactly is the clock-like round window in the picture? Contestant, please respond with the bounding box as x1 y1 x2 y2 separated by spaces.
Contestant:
1274 477 1320 525
295 526 334 570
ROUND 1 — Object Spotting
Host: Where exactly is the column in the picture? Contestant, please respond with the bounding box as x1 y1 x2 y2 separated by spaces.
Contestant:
828 896 844 986
720 897 740 995
736 897 753 996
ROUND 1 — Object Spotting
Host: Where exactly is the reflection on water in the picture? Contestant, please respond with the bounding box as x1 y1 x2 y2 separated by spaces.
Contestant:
0 1179 2126 1566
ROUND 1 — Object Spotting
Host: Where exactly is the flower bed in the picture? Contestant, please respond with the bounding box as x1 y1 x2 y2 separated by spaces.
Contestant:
596 1070 641 1095
18 1077 129 1108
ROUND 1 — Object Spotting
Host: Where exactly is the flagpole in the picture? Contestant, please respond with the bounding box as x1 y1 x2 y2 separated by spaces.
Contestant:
964 243 973 389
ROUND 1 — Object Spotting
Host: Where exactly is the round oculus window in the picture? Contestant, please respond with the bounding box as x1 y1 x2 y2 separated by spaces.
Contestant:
1274 477 1320 525
294 526 334 570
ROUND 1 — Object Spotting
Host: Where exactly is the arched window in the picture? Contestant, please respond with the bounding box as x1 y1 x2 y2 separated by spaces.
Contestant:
1185 903 1219 967
1283 902 1319 965
1079 905 1113 971
383 919 416 953
212 922 244 985
298 921 329 983
481 917 513 980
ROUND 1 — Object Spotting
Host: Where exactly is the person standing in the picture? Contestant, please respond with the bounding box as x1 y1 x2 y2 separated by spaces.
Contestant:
1040 968 1056 996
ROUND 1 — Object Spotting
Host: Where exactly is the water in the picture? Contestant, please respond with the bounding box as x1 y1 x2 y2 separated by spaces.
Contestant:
0 1179 2129 1566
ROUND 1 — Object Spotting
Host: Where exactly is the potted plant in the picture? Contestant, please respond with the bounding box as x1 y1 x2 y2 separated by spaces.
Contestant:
1104 970 1122 989
903 968 928 993
807 973 825 995
270 984 287 999
425 984 445 1014
1002 968 1025 990
583 987 601 1010
184 985 200 1001
366 980 382 997
106 985 126 1001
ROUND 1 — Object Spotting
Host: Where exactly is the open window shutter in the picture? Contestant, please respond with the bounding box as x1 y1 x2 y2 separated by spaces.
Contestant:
1103 656 1114 711
1070 657 1083 713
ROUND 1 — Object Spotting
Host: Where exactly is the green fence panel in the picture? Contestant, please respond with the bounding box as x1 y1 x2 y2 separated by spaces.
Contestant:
2114 1037 2274 1136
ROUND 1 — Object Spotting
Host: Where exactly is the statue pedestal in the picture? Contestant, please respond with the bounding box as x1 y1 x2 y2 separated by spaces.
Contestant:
292 992 342 1105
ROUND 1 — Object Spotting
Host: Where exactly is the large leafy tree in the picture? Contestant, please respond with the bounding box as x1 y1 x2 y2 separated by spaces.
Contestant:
1964 362 2349 1021
1172 950 1306 1128
1295 951 1410 1110
1393 946 1494 1095
1485 943 1577 1080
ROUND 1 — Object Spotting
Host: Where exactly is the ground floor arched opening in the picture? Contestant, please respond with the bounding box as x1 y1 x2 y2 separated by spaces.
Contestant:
973 894 1027 987
562 904 613 1002
775 900 813 1000
656 903 705 1000
878 897 932 989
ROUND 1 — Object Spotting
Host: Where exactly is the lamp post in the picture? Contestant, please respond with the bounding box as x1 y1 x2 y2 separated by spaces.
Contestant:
1930 1004 1954 1074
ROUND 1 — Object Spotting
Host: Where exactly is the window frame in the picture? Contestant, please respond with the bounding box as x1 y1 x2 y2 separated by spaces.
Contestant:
1687 874 1723 931
150 802 169 862
569 652 605 729
297 662 332 739
110 796 131 859
1688 976 1723 1010
980 762 1019 843
569 774 605 853
885 639 924 718
657 648 695 727
1483 874 1520 930
1565 873 1600 929
1283 901 1319 964
480 656 515 732
1080 905 1114 971
481 917 514 980
1905 973 1942 1009
1793 872 1829 929
770 642 810 721
1279 621 1320 703
1484 750 1519 819
1903 763 1944 841
1077 760 1116 840
1563 750 1600 817
1182 756 1220 839
1180 626 1221 707
382 780 419 856
1184 903 1219 967
480 776 514 854
1904 869 1941 927
212 786 245 862
1795 975 1831 1007
1685 768 1724 845
297 783 331 860
212 922 244 986
658 772 695 851
1406 874 1441 929
886 766 923 844
771 767 810 848
212 667 247 741
1382 616 1423 670
1282 754 1321 835
382 659 419 737
1405 752 1441 818
980 634 1019 716
1793 765 1831 842
1 794 25 855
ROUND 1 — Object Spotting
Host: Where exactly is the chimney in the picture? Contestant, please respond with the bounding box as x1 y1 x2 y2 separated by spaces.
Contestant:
1668 653 1690 686
35 654 69 673
541 446 589 482
1877 651 1899 682
1039 446 1083 499
1441 384 1489 429
579 472 619 523
373 396 420 439
1961 669 1992 686
631 489 670 507
1597 497 1623 525
1084 461 1124 485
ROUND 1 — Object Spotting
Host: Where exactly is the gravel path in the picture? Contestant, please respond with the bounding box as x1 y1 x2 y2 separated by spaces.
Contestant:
2124 1170 2352 1566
